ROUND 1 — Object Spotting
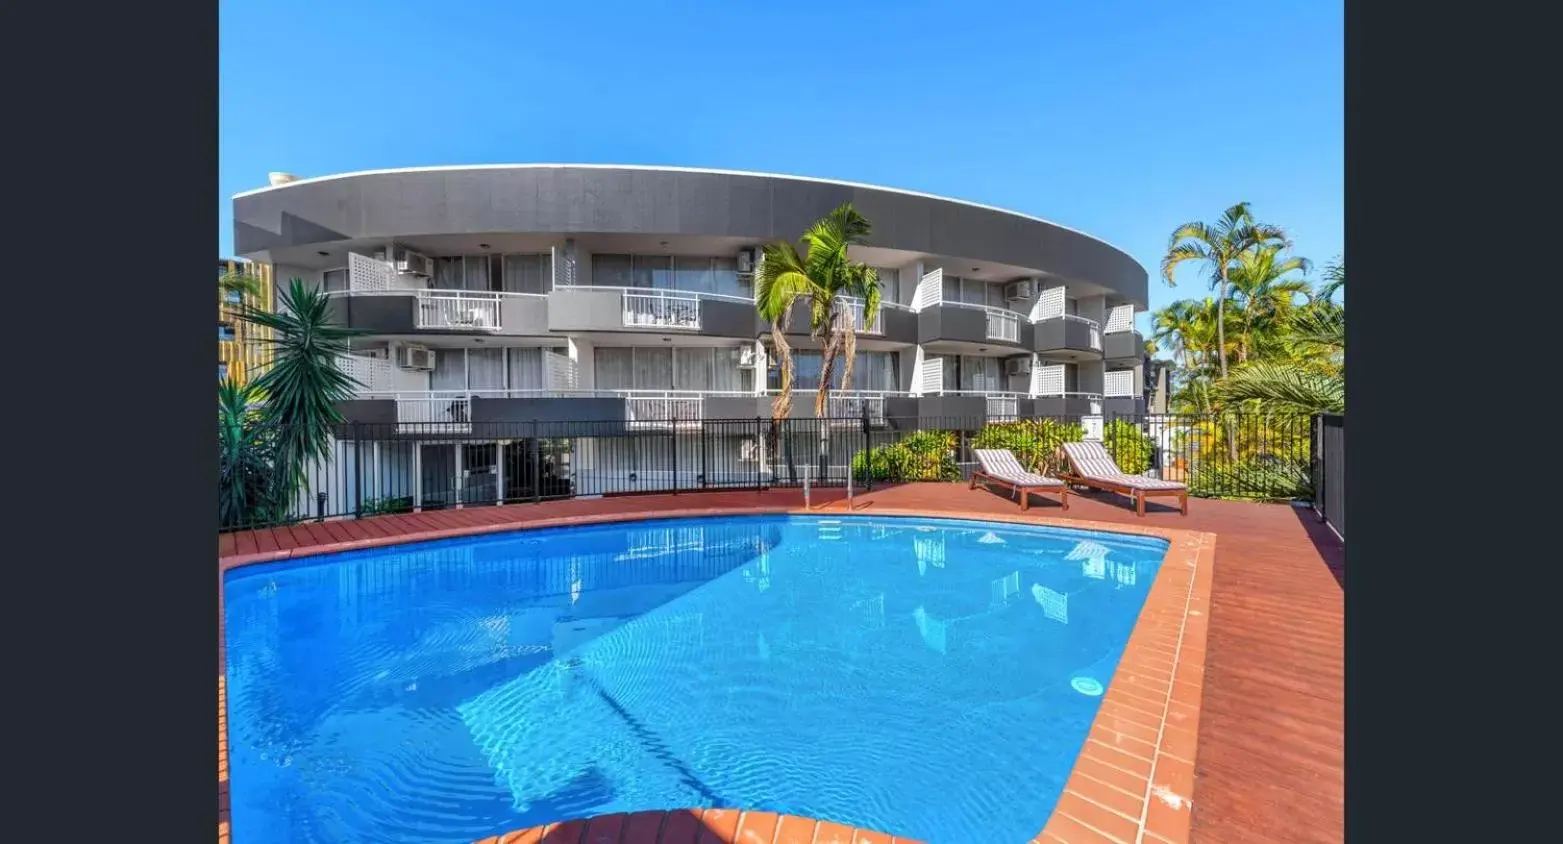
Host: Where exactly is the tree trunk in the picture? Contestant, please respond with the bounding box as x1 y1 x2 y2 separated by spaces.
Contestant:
770 303 799 484
815 315 843 481
1216 272 1238 461
1216 271 1230 378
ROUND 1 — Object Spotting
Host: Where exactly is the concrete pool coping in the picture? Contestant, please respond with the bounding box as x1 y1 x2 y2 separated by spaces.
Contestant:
219 500 1215 844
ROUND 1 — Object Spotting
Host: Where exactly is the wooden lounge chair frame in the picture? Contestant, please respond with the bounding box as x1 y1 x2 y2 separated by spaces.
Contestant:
1057 444 1189 517
969 450 1070 511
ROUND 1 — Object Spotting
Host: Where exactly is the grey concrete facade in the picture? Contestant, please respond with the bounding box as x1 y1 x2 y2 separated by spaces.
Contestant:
235 165 1147 305
236 165 1152 438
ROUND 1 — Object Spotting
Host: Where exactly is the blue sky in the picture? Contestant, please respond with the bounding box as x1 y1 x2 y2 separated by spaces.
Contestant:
219 0 1342 336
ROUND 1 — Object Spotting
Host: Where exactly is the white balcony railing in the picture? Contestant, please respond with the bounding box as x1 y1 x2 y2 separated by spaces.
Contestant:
623 390 705 429
827 392 888 425
416 290 503 330
621 290 701 329
985 308 1020 342
833 296 884 335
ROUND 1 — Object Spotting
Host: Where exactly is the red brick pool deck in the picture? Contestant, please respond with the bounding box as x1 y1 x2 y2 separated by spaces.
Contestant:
218 483 1343 844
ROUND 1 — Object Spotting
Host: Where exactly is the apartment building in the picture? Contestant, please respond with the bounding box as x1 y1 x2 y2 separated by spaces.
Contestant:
230 165 1149 507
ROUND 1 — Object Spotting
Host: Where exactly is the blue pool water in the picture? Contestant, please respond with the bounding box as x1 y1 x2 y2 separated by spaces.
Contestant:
224 515 1168 843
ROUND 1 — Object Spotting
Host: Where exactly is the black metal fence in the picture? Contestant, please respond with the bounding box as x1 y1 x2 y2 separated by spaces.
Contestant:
219 411 1320 531
1311 413 1345 539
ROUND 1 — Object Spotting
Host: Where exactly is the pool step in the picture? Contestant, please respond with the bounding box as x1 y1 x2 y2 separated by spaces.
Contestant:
816 519 843 540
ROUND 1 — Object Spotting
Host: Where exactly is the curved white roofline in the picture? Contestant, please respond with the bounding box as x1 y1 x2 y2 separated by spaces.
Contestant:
232 163 1134 259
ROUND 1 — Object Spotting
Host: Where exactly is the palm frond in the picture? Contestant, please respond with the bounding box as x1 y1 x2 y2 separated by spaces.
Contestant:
1212 361 1344 414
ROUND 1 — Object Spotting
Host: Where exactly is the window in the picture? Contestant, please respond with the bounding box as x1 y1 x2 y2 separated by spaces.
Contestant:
767 350 898 391
594 254 633 287
590 254 750 296
674 256 715 293
322 269 348 293
222 288 243 305
502 254 549 294
632 255 673 289
218 322 236 342
594 347 744 391
218 362 228 382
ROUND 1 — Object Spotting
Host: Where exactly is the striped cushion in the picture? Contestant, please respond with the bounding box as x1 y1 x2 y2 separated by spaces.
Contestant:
1061 441 1186 491
974 449 1063 487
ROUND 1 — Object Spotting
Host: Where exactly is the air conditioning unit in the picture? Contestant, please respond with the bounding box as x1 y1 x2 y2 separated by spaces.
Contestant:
737 346 757 368
1006 356 1033 376
393 247 432 277
1004 280 1034 302
736 248 755 273
398 344 436 371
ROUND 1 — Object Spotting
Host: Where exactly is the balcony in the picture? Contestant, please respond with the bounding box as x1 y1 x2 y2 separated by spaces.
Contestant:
1103 328 1144 361
549 286 758 339
1033 314 1104 358
782 299 917 344
326 290 549 336
917 299 1031 347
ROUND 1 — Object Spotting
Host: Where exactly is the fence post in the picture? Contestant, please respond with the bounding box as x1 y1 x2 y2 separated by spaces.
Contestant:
700 420 708 489
352 421 364 519
671 427 679 495
531 420 542 503
1311 414 1324 521
861 408 873 493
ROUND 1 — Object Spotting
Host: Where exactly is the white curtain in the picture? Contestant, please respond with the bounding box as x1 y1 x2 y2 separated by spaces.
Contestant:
434 257 463 290
464 255 491 291
507 348 544 390
713 347 743 391
594 348 633 391
503 254 546 294
431 349 466 391
875 267 899 303
468 348 505 395
675 348 714 391
960 356 1000 391
634 347 673 390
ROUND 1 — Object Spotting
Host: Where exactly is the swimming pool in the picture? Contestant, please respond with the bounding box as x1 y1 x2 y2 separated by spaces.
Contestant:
223 514 1169 843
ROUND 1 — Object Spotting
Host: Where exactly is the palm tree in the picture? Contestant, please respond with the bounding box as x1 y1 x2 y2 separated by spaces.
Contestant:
1226 245 1312 364
236 279 364 510
756 203 880 477
218 378 278 528
1159 203 1289 380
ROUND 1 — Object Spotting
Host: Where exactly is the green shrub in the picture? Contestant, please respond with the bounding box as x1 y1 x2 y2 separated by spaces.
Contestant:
853 429 960 482
972 418 1084 476
359 496 415 516
1189 455 1311 500
1104 419 1155 475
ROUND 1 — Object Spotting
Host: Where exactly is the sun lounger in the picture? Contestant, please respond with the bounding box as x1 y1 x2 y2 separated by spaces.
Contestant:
970 449 1069 511
1059 440 1188 516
